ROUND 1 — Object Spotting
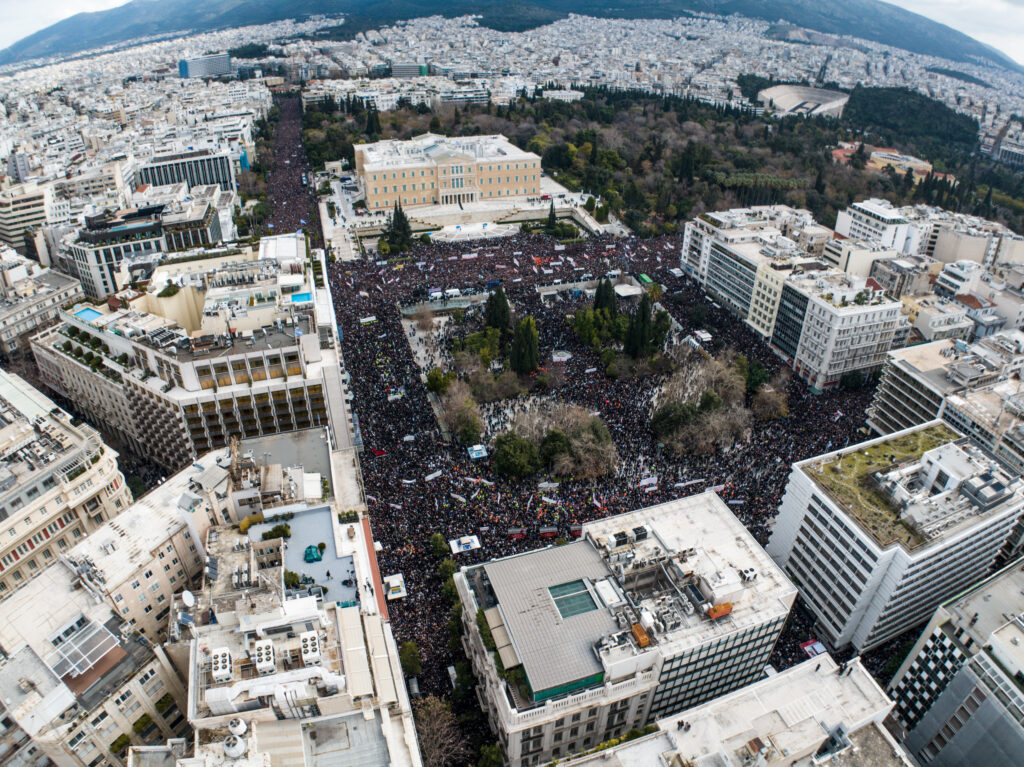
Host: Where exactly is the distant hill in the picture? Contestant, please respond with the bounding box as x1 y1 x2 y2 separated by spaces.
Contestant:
1 0 1019 72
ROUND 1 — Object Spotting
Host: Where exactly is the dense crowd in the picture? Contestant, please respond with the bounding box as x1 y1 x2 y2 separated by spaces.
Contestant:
263 95 323 248
327 230 878 695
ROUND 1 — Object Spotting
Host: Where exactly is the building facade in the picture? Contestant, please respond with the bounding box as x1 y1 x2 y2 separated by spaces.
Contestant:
136 149 235 193
355 133 541 211
0 253 82 357
0 369 132 598
767 421 1024 653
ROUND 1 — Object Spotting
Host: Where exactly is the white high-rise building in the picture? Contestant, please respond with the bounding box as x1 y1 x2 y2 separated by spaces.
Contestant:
768 421 1024 652
835 199 920 254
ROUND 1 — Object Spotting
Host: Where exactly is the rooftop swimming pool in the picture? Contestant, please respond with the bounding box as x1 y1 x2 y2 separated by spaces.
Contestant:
291 292 313 304
74 307 103 322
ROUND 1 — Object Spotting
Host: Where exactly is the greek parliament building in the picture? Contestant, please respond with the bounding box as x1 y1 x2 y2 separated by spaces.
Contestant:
354 133 541 211
455 493 796 767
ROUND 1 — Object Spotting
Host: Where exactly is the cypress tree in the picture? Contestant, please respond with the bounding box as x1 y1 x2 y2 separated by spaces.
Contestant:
484 285 511 330
511 317 539 374
593 279 617 315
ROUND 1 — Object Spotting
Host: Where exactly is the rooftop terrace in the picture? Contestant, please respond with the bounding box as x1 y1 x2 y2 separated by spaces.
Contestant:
805 423 969 551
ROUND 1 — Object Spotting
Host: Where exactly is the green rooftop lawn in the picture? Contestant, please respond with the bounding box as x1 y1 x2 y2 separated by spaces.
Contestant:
807 424 958 551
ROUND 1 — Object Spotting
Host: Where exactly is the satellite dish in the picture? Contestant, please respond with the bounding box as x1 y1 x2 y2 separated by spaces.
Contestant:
182 590 196 608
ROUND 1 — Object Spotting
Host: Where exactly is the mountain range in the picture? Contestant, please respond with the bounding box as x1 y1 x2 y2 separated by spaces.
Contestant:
0 0 1018 73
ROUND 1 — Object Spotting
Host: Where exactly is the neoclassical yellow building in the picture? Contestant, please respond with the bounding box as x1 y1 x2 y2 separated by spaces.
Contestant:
354 133 541 211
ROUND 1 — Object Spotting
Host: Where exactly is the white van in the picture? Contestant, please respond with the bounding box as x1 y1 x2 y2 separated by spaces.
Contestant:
444 288 462 298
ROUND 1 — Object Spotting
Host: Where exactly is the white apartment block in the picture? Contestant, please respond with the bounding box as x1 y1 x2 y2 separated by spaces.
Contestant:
822 238 897 277
32 234 346 470
680 206 906 391
768 421 1024 653
0 251 82 356
0 561 189 767
0 181 53 253
0 369 132 597
835 199 919 254
783 273 905 392
456 493 796 767
558 654 909 767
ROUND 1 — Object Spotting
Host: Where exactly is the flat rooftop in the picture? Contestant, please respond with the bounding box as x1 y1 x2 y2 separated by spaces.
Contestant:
240 428 332 482
885 339 967 396
940 558 1024 648
467 493 795 700
357 133 536 171
803 423 959 550
562 655 902 767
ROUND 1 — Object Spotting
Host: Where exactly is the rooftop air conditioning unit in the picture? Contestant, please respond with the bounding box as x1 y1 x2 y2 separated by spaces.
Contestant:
253 639 276 675
300 630 322 665
210 647 232 683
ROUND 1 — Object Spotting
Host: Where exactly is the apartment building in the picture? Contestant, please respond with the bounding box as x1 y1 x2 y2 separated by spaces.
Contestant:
0 562 189 767
162 515 420 766
767 421 1024 653
0 369 131 597
455 493 796 767
869 254 938 298
0 181 52 252
888 559 1024 766
32 236 344 471
61 485 210 641
136 149 235 193
680 207 906 391
821 238 896 277
0 251 82 356
902 295 974 342
557 654 909 767
63 207 165 299
943 378 1024 476
355 133 541 211
835 199 919 254
777 273 905 392
866 330 1024 436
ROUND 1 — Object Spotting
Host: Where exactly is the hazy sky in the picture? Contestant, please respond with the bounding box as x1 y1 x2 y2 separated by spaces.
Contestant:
0 0 1022 65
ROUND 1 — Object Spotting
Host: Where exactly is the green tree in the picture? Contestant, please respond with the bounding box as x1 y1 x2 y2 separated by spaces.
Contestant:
540 429 571 465
651 402 698 437
384 203 413 253
430 532 450 559
699 390 723 412
593 278 617 314
545 200 557 231
745 360 769 393
438 558 457 581
492 432 540 477
624 293 655 359
399 641 422 677
510 316 539 374
426 367 454 394
484 285 511 330
478 743 504 767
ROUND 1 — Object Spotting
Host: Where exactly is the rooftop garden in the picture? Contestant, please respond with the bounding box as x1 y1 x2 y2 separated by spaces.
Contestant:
806 423 957 550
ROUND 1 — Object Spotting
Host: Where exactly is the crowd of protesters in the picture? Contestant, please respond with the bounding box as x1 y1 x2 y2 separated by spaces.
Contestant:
326 229 882 695
263 95 323 248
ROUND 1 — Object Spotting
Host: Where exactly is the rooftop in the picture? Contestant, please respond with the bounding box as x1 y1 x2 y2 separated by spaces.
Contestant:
561 655 904 767
465 493 795 701
0 369 104 508
357 133 537 170
803 422 1023 551
939 558 1024 651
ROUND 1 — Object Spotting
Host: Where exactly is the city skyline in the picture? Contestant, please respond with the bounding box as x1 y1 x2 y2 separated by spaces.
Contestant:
1 0 1024 65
